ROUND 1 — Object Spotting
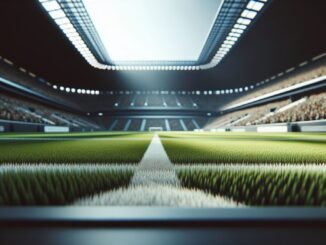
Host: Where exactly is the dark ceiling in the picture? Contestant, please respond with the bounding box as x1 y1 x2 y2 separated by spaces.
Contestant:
0 0 325 91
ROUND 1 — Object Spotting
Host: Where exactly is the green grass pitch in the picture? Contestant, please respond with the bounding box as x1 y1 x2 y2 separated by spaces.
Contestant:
160 132 326 164
0 132 152 163
0 131 325 206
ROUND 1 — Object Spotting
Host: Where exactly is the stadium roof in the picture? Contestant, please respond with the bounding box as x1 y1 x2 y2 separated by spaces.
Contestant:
0 0 325 90
38 0 269 70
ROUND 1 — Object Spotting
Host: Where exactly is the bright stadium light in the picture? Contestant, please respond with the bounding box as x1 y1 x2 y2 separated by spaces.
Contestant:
38 0 268 70
237 18 252 25
55 18 70 26
241 10 257 19
224 40 235 45
83 0 222 63
42 1 60 11
202 0 269 69
227 36 238 42
234 24 247 30
247 1 264 11
49 9 65 19
231 28 244 34
229 33 241 38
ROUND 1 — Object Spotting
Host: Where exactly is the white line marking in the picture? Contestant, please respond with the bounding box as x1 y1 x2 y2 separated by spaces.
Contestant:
75 134 242 207
131 134 180 186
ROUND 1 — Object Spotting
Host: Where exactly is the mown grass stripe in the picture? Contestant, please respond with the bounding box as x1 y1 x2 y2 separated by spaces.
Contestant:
0 167 133 205
177 164 326 206
161 137 326 164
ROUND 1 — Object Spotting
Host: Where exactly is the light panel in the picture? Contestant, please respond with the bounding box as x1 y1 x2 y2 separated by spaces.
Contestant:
200 0 269 70
247 1 264 11
83 0 222 63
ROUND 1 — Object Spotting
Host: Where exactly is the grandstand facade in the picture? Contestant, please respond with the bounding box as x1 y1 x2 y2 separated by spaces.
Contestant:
1 51 325 132
0 0 325 133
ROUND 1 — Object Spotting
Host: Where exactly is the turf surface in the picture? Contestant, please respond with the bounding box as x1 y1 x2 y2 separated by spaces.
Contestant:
177 164 326 206
160 132 326 164
0 165 133 205
0 132 152 163
0 131 326 206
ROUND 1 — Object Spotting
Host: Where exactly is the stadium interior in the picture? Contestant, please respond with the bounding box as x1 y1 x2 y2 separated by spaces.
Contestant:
0 0 325 244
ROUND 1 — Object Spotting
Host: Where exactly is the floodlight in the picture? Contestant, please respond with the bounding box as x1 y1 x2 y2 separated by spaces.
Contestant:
247 1 264 11
237 18 251 25
42 1 60 11
241 10 257 19
49 9 65 19
234 24 247 30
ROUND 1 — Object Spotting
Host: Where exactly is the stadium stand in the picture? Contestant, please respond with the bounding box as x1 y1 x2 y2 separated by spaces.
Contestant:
206 91 326 131
234 100 290 126
169 119 184 131
0 93 100 131
144 119 165 131
178 95 194 107
183 119 198 131
224 55 326 109
0 58 81 110
163 94 178 107
102 118 206 132
47 92 235 111
134 94 147 107
127 119 142 131
147 94 163 107
1 53 324 133
261 92 325 124
112 119 128 131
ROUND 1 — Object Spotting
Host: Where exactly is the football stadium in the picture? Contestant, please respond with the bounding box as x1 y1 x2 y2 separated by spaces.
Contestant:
0 0 325 244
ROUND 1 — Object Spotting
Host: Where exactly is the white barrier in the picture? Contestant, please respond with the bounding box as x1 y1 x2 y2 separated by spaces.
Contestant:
44 126 69 133
0 126 4 132
257 125 290 133
149 127 163 132
231 128 246 132
300 125 326 132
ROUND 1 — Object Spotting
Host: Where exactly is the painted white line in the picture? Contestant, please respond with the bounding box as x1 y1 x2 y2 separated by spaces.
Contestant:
75 134 242 207
75 185 241 207
0 137 150 141
131 134 180 186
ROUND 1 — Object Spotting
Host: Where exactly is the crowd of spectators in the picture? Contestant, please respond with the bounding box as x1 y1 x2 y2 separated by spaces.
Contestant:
206 91 326 129
261 92 326 123
0 94 99 129
206 100 289 128
0 96 45 124
235 100 289 126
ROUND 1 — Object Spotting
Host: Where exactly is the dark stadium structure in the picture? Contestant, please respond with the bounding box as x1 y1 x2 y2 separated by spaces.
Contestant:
0 0 325 134
0 0 326 244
